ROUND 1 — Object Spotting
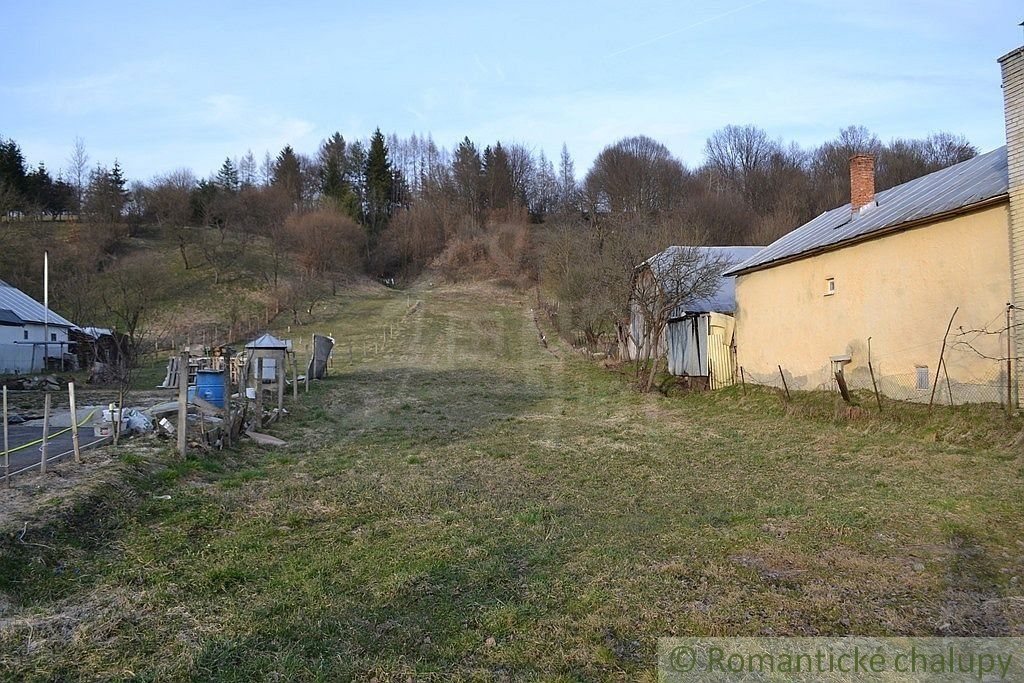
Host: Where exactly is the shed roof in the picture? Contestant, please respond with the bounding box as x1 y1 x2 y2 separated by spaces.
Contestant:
245 332 289 349
645 245 763 314
0 309 24 326
0 279 75 327
725 146 1009 276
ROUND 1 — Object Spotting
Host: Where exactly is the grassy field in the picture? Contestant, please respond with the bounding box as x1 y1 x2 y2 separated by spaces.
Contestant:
2 281 1023 680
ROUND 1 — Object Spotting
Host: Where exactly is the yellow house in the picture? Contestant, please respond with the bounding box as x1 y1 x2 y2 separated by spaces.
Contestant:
727 47 1024 406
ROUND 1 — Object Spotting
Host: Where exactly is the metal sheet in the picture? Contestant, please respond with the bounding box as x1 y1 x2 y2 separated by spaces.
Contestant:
0 280 74 327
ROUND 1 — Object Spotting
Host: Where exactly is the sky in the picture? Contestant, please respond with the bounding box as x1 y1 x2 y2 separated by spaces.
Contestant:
1 0 1020 181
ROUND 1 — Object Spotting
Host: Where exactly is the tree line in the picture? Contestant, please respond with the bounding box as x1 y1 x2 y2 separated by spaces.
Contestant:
0 123 977 347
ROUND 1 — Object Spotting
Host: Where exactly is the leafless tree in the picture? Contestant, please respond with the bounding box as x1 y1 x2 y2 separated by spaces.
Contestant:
585 136 686 215
66 137 90 214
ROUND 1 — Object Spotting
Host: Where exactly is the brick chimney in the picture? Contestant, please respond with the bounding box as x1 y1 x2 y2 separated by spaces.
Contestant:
849 153 875 214
1000 45 1024 405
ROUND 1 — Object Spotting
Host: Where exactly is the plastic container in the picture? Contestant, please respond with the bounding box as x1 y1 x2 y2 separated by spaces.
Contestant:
191 369 225 408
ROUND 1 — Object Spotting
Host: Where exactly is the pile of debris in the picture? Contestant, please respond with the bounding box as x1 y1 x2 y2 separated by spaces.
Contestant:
1 375 64 391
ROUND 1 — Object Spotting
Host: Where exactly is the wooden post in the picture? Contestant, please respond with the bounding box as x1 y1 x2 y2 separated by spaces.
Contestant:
255 357 264 421
291 352 298 400
739 366 747 396
41 392 51 473
223 349 233 448
69 381 81 463
276 353 285 414
778 365 791 402
3 386 9 486
177 351 188 458
929 307 958 410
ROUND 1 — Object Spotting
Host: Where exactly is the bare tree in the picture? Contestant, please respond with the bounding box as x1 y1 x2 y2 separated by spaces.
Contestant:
585 136 686 215
66 137 90 214
630 245 728 391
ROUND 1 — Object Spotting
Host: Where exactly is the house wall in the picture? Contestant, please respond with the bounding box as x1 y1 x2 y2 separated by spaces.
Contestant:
0 324 71 374
733 203 1014 403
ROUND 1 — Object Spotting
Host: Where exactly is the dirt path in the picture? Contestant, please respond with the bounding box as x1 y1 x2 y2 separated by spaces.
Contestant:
1 281 1022 681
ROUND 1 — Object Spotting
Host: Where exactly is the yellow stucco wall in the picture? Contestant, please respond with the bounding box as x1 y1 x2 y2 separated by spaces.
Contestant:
734 202 1014 403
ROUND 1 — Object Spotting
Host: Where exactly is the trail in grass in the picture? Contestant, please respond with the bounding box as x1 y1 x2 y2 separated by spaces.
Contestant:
2 281 1023 681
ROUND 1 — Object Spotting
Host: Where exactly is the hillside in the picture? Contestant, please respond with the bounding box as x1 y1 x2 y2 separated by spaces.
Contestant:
1 280 1022 680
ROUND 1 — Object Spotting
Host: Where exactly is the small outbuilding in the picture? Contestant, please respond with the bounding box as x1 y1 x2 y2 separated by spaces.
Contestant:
626 246 761 388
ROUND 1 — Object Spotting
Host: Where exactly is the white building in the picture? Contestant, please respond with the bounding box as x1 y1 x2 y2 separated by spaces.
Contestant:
0 279 75 374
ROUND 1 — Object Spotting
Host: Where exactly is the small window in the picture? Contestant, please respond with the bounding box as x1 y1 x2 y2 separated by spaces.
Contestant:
915 366 930 391
50 333 57 341
23 330 28 340
825 278 836 296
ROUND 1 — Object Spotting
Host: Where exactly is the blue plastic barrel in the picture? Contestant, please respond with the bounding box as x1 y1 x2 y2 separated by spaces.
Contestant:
192 369 225 408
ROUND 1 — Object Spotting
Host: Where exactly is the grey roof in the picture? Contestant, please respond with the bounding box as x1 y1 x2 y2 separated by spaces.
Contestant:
726 146 1009 275
645 246 763 314
245 332 289 349
0 279 75 327
0 309 24 326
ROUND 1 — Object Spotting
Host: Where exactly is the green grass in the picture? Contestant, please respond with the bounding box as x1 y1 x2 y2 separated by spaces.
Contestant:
1 281 1023 680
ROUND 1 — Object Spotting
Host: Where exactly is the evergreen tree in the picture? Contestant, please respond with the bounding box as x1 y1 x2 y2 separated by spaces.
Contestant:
452 137 484 223
482 142 513 213
215 157 240 193
84 161 129 223
363 128 394 247
273 145 303 203
0 137 28 209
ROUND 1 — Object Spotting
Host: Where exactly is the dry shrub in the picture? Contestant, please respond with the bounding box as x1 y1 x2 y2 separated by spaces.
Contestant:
285 208 365 276
434 222 536 286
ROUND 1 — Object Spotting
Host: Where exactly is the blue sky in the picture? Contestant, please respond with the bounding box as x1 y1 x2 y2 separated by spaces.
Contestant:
1 1 1020 180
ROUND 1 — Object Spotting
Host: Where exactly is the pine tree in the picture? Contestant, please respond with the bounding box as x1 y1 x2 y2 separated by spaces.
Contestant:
363 128 394 248
215 157 240 193
0 137 28 209
482 142 513 213
272 145 302 203
452 136 483 222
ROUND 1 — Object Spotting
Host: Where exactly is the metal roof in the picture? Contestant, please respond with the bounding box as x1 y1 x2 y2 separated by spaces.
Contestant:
245 332 289 349
0 309 24 326
0 279 75 327
725 146 1009 276
644 245 763 314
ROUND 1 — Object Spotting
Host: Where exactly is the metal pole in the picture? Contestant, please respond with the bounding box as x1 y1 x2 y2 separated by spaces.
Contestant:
867 337 882 412
739 366 747 396
3 386 9 486
778 365 791 402
41 392 50 474
1008 304 1014 415
177 351 188 458
69 381 81 463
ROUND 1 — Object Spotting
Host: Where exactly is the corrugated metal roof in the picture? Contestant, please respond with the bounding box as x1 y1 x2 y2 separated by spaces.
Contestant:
644 245 763 314
245 332 289 349
725 146 1009 275
0 280 75 327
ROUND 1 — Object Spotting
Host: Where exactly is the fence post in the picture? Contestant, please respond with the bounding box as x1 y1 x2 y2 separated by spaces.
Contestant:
739 367 747 396
177 351 188 459
69 381 81 463
291 351 298 401
3 385 8 486
929 307 958 410
223 349 233 448
777 365 791 402
41 392 51 473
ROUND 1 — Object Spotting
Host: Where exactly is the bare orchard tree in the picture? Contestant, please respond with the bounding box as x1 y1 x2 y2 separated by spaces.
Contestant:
100 254 167 442
630 245 729 392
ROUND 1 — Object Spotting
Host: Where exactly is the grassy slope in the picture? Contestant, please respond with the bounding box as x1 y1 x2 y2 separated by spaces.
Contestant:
1 281 1023 681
